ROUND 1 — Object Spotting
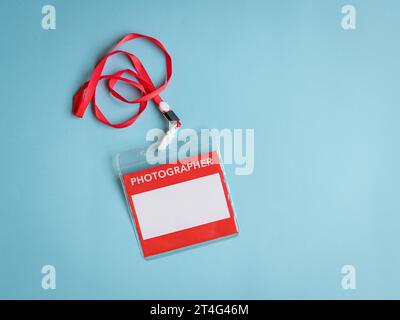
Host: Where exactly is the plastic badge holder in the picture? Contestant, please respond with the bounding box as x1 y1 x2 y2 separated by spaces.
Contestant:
115 130 239 259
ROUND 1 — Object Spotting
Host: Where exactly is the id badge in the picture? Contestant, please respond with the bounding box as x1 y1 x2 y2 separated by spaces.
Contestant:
73 33 239 259
120 150 238 258
116 129 239 259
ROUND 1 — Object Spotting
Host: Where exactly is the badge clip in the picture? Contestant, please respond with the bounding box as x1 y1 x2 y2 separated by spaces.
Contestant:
158 101 181 151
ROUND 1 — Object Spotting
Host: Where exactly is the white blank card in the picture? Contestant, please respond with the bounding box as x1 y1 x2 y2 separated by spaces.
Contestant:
132 173 231 240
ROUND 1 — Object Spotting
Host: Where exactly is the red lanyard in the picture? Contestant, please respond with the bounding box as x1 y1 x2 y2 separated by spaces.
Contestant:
72 33 181 129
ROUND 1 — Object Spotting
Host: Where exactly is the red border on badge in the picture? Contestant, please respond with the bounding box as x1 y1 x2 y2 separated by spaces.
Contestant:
122 151 238 258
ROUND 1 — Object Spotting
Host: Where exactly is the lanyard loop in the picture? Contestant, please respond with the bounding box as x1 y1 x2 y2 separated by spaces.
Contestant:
72 33 181 129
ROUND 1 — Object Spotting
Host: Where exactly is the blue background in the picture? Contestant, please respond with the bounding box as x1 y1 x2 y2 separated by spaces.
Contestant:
1 0 399 299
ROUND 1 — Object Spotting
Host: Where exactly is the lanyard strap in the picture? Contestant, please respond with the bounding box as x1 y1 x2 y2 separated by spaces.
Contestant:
72 33 181 129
